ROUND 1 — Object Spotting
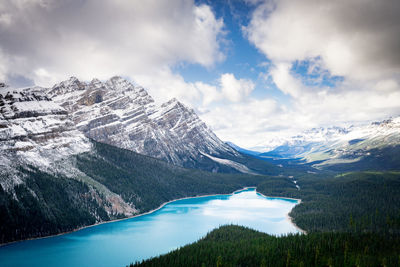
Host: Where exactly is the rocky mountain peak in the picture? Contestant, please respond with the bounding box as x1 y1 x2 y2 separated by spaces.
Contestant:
90 78 103 88
105 76 133 91
161 98 187 111
49 76 86 96
372 117 400 129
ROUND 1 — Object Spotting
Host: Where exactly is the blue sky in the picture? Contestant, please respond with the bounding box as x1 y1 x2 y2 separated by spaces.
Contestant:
0 0 399 149
176 0 282 100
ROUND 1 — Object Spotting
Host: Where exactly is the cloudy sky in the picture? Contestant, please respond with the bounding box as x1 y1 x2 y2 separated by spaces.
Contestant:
1 0 399 149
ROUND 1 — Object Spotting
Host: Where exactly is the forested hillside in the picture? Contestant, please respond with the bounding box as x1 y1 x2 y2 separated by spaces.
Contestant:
0 169 109 244
131 225 400 267
0 141 270 244
258 171 400 233
77 141 270 214
133 171 400 266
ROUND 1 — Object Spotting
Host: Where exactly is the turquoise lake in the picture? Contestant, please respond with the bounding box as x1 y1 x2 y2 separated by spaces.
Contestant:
0 188 300 267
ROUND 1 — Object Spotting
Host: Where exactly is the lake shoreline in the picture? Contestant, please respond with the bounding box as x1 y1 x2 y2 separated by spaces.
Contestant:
254 190 306 234
1 187 304 247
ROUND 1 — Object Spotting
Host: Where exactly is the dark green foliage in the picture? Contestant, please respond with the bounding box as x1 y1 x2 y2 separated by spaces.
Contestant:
131 171 400 267
131 225 400 267
0 168 107 244
77 141 269 213
258 171 400 233
1 141 272 244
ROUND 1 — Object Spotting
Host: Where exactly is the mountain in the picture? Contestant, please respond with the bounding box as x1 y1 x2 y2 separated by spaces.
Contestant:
259 118 400 170
258 126 350 158
0 77 277 244
225 141 261 157
0 76 278 196
46 76 258 173
0 88 91 189
0 88 266 243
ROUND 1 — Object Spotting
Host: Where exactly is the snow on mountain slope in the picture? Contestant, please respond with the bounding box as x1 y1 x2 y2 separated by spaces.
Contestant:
259 117 400 167
0 75 256 198
48 76 240 169
0 75 265 202
0 89 90 187
0 88 135 217
200 151 257 174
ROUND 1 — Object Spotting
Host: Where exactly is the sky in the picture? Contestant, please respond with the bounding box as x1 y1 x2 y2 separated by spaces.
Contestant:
0 0 400 149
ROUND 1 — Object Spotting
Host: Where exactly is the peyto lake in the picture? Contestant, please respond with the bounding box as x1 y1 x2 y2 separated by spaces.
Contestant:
0 188 300 267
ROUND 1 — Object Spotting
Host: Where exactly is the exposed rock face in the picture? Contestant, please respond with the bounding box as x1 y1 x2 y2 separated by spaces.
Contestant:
49 76 239 168
0 88 89 181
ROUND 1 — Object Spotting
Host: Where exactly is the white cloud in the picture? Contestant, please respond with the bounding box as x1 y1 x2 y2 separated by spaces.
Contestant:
0 49 8 81
200 98 281 148
0 0 224 87
227 0 400 148
133 68 202 106
269 63 302 98
137 71 256 108
145 0 400 149
220 73 255 102
194 82 221 106
375 79 399 92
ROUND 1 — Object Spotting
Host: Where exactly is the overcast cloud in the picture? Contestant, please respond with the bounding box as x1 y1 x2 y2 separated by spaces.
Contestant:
246 0 400 80
0 0 224 86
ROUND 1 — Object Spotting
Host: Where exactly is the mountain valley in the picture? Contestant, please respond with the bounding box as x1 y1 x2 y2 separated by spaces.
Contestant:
232 118 400 172
0 78 276 244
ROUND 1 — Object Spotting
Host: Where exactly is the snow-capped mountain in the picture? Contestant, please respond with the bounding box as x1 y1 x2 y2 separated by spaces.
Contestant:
0 88 90 188
0 76 258 179
0 75 269 205
250 126 350 154
0 77 264 218
259 117 400 169
0 76 259 209
46 76 241 171
0 77 274 244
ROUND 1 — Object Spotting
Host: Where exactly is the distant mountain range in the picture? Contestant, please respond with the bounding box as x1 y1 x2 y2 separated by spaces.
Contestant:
229 118 400 171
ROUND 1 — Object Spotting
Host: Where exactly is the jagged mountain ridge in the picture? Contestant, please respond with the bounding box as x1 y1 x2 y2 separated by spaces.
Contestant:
47 76 242 171
0 75 271 200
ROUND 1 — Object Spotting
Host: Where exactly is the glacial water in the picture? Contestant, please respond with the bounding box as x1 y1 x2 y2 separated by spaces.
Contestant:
0 188 300 267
